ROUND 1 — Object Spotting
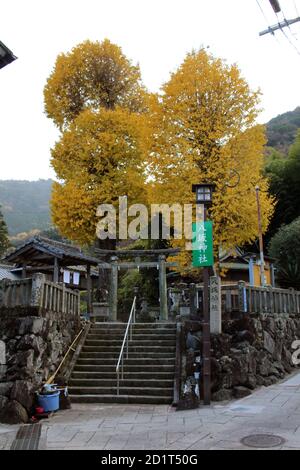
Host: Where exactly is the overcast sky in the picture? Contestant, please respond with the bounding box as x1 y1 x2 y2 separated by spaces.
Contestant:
1 0 300 181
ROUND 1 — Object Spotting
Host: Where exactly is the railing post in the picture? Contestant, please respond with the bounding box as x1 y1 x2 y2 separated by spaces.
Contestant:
30 273 46 311
269 286 274 314
110 256 118 322
238 281 247 314
158 255 168 321
0 281 5 307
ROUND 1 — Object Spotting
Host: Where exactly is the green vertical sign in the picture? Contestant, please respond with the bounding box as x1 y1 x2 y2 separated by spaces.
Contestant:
192 221 214 267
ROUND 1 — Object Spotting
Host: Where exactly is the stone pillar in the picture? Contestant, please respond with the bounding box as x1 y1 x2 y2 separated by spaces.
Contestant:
30 273 46 308
109 256 118 322
159 255 168 321
0 340 6 381
210 276 222 334
0 340 5 365
53 257 59 283
238 281 247 313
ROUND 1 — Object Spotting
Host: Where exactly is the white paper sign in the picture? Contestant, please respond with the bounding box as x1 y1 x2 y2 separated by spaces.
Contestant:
73 272 80 285
63 270 71 284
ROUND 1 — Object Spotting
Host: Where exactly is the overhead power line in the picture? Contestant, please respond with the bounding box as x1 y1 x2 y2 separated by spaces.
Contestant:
256 0 300 55
259 16 300 36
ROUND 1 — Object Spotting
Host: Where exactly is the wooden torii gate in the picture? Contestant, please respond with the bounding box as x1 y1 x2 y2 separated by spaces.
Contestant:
95 248 179 321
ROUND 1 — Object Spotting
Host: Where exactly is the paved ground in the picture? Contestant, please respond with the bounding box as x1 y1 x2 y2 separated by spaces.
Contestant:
1 372 300 450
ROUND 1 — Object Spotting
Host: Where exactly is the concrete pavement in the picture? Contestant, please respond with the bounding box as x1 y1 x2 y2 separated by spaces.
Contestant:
43 371 300 450
1 371 300 450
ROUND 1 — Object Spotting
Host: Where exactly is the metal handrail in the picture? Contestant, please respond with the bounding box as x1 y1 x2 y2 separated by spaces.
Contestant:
116 296 136 395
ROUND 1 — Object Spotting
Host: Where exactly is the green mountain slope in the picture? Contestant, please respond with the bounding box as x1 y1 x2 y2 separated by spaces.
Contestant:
266 107 300 153
0 179 52 236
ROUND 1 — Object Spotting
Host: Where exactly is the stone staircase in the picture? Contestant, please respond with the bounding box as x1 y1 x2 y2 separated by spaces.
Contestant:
69 322 177 404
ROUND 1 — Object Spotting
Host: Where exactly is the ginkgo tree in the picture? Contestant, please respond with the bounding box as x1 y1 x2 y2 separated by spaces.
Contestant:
44 39 149 245
44 39 147 130
45 42 274 267
51 107 148 245
147 49 274 270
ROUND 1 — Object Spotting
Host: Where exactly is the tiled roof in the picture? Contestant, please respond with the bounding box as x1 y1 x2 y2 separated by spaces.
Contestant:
4 236 99 266
0 265 19 281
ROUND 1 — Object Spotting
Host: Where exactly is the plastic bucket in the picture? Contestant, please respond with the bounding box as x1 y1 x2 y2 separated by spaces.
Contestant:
37 391 60 412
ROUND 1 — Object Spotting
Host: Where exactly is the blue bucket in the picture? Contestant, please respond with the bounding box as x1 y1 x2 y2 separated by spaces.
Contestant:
37 391 60 412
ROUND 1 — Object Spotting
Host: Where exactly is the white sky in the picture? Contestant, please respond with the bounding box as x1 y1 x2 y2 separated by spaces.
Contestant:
1 0 300 181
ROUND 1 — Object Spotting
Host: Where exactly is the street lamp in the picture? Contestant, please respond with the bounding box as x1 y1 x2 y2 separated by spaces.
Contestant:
192 184 214 206
0 41 17 70
192 183 215 406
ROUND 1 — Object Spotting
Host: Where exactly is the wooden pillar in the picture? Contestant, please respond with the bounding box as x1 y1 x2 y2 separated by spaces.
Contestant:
22 264 27 279
86 264 92 315
159 255 168 321
53 257 59 283
109 256 118 322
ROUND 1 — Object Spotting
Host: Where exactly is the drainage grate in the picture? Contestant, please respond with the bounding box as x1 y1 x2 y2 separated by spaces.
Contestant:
10 423 42 450
241 434 285 449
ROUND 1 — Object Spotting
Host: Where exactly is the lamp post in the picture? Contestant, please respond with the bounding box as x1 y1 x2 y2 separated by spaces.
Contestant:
0 41 17 70
255 186 266 287
192 183 215 406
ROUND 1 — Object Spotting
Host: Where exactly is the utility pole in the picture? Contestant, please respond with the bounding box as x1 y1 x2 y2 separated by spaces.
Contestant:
259 16 300 36
255 186 266 287
259 0 300 37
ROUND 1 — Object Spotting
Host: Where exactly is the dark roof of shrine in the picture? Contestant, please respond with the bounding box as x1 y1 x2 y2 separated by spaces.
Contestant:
4 236 99 267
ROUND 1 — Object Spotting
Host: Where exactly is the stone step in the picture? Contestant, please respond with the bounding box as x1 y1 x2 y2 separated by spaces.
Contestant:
77 357 175 365
70 322 176 406
85 339 175 347
69 378 174 388
90 324 176 329
87 334 176 341
92 322 175 327
81 346 176 354
68 386 173 397
71 371 175 380
73 364 175 373
69 394 173 405
78 352 175 359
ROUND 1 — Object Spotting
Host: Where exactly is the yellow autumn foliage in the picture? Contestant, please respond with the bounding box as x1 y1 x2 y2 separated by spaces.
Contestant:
147 49 274 269
51 108 147 244
44 39 147 130
46 43 274 265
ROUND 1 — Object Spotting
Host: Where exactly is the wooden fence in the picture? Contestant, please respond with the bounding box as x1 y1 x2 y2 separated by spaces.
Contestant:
198 282 300 315
0 274 80 317
0 278 32 308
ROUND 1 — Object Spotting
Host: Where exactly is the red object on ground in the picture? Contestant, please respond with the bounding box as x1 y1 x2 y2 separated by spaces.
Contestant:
35 406 44 414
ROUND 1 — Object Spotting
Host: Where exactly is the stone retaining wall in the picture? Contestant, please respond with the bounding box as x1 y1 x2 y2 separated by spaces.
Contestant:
0 307 80 423
181 312 300 404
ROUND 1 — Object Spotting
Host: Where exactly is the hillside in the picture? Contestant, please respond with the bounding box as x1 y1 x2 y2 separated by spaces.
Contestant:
266 107 300 153
0 179 52 236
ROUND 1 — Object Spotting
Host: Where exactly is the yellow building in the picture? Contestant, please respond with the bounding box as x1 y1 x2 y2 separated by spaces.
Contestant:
219 248 275 287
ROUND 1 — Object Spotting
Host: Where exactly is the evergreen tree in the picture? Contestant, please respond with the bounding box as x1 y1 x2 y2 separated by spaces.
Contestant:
0 207 10 257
